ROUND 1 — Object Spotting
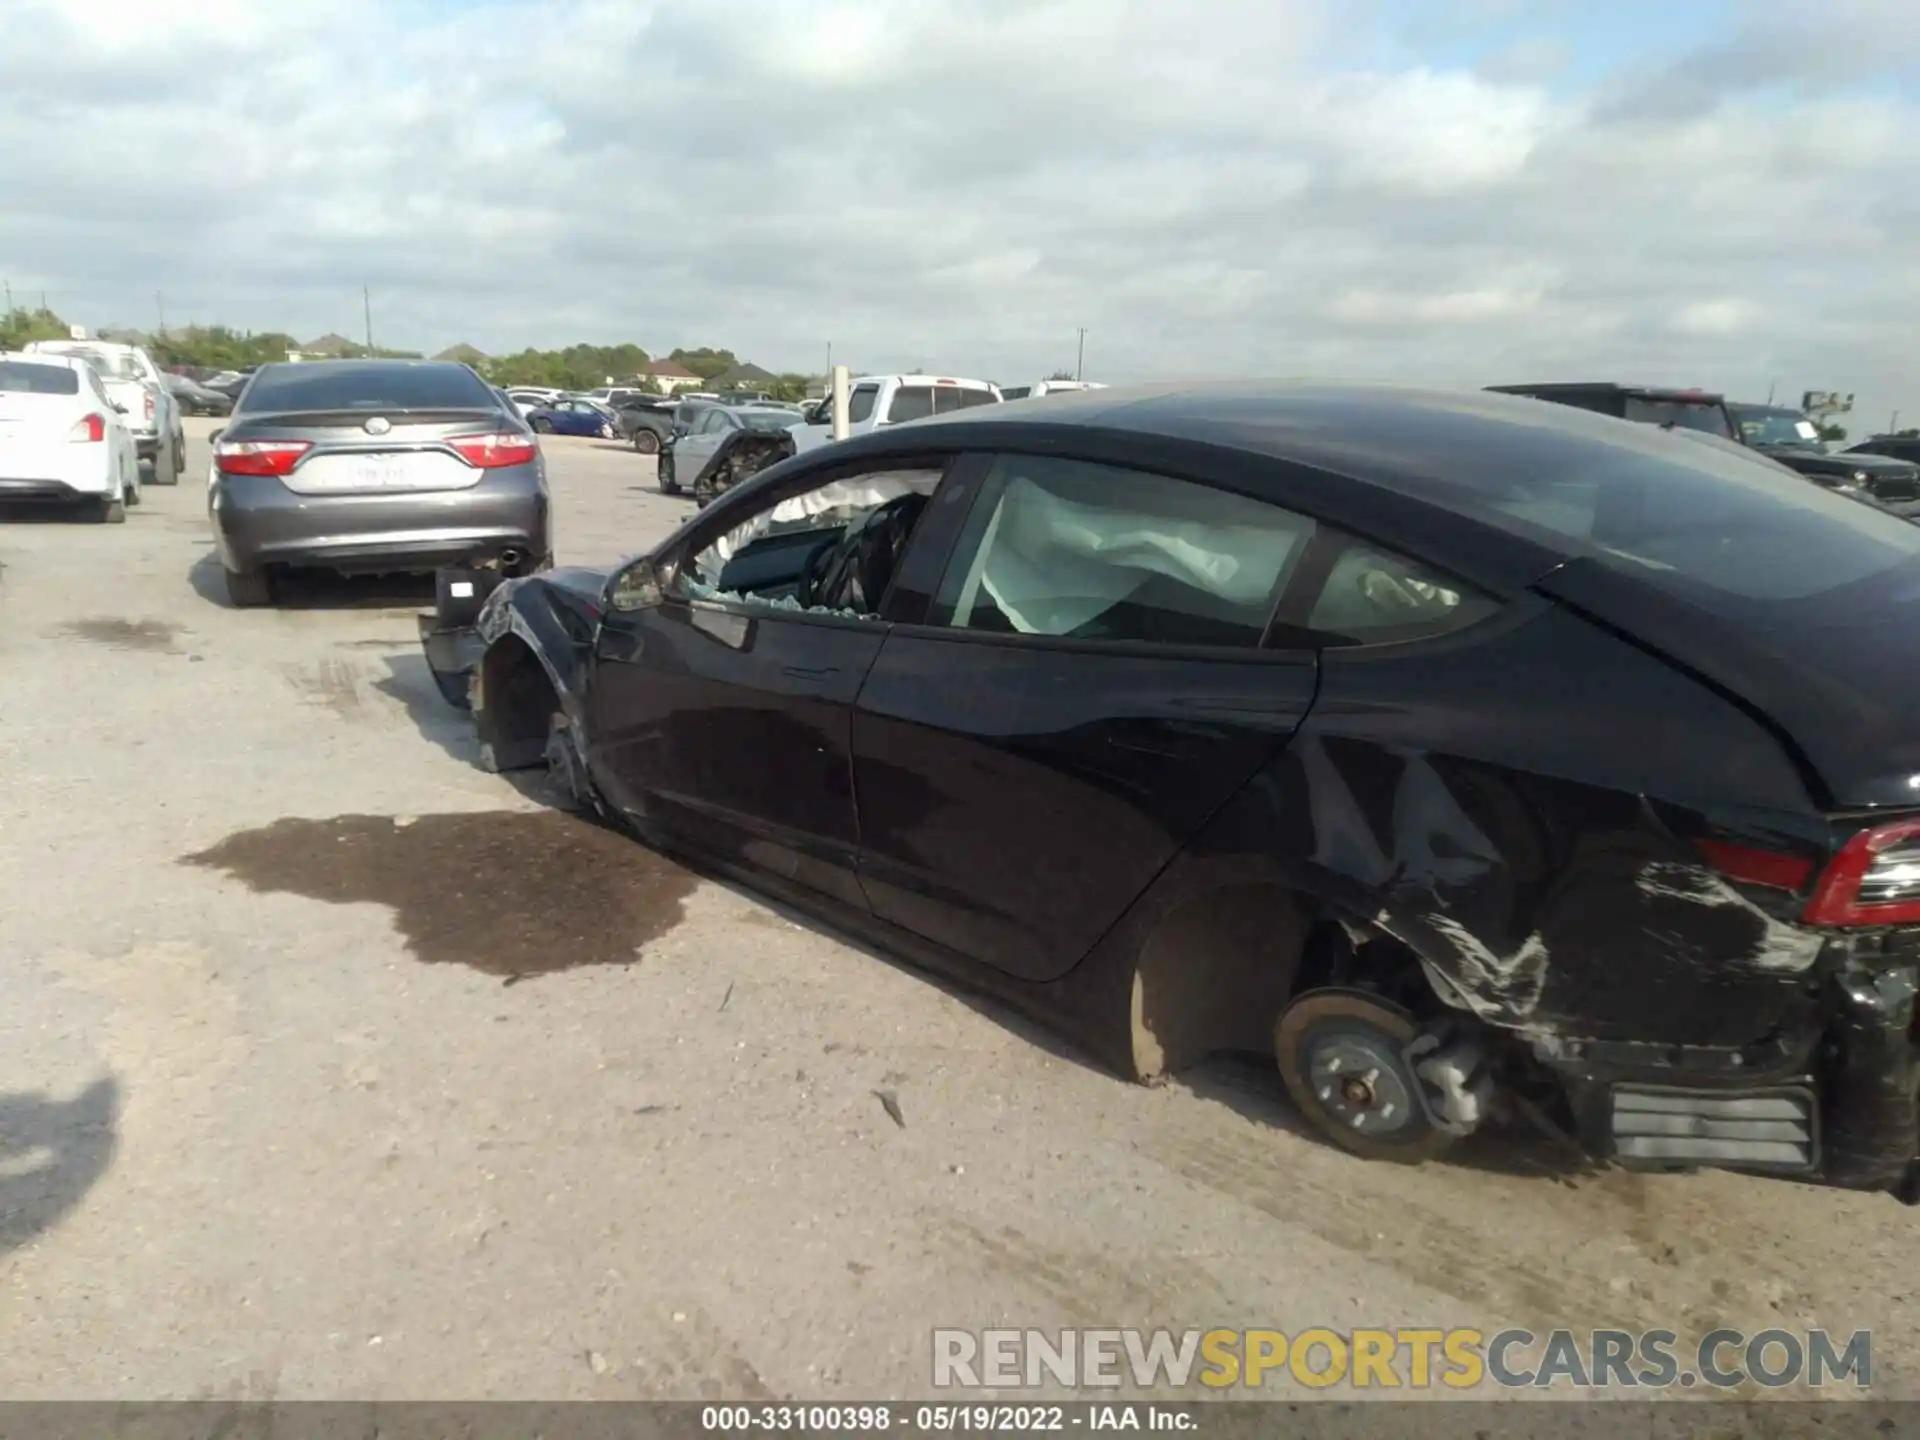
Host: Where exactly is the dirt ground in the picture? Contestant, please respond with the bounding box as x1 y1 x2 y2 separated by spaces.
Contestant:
0 418 1914 1406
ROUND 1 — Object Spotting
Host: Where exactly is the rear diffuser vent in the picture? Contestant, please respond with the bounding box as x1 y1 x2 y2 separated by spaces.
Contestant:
1610 1086 1817 1173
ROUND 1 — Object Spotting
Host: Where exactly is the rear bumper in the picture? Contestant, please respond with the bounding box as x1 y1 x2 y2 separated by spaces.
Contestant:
1553 942 1920 1197
0 478 105 502
0 448 117 499
211 467 550 575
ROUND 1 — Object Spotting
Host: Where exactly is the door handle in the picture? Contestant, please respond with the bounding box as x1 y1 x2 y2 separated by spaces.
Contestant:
782 665 840 681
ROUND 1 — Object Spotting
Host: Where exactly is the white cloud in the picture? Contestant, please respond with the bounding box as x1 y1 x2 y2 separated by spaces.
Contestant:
0 0 1913 427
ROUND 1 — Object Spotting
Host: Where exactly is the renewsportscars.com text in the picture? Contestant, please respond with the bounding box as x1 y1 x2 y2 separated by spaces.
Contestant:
932 1327 1872 1391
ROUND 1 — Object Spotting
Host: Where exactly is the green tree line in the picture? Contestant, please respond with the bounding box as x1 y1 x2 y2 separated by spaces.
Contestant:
5 308 817 398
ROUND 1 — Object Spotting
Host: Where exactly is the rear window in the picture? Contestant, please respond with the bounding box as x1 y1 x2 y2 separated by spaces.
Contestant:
888 385 998 423
0 361 80 395
1470 437 1920 605
1623 397 1734 439
238 364 494 413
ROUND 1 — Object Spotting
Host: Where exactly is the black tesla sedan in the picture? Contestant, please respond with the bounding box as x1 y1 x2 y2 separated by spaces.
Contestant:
419 380 1920 1200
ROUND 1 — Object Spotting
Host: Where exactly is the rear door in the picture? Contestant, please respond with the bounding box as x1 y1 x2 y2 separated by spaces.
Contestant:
850 451 1321 981
677 407 730 480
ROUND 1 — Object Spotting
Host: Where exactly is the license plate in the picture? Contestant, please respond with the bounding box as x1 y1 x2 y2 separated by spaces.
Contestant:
351 459 408 488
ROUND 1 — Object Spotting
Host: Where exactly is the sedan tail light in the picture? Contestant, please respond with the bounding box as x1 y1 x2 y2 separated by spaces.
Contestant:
449 432 539 468
69 413 106 444
1803 820 1920 927
215 438 313 476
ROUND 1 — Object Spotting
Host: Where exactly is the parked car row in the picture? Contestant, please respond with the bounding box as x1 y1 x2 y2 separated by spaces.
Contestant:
1489 381 1920 520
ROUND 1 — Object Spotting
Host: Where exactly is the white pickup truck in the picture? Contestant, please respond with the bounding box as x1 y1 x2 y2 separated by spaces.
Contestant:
788 374 1001 453
25 337 184 483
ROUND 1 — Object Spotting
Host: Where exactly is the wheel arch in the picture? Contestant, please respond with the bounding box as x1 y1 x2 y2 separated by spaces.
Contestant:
472 633 558 773
471 590 589 773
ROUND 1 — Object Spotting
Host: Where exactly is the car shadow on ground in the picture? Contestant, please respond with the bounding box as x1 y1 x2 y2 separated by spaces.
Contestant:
188 553 437 612
0 500 105 526
0 1076 120 1257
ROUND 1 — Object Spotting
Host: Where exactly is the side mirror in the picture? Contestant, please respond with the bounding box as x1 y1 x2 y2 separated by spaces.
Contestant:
112 403 129 414
209 428 225 445
606 557 664 613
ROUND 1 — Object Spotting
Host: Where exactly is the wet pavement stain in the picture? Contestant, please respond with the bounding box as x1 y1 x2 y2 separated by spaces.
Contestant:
56 617 182 652
181 811 699 979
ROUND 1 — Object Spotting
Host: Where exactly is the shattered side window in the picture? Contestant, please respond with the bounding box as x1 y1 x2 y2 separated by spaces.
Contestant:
679 468 948 615
936 455 1312 647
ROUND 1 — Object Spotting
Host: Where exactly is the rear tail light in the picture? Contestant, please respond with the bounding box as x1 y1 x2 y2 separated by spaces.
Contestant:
69 414 106 444
215 439 313 477
449 432 539 468
1803 820 1920 927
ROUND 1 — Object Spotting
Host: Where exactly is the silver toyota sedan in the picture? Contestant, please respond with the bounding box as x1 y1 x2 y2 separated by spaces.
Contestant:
208 359 550 607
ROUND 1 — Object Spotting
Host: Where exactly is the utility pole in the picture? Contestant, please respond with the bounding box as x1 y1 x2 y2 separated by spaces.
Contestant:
156 291 166 337
1894 410 1903 434
1075 327 1086 381
3 279 11 313
363 285 373 350
1765 379 1776 406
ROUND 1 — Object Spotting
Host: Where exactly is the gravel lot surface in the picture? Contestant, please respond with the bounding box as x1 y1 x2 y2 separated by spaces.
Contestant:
0 418 1913 1405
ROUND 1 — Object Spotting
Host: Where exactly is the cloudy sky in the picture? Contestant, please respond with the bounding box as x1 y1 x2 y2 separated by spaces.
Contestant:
1 0 1915 426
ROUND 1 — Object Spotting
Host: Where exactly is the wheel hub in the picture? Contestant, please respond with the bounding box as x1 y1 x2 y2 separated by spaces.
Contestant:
1305 1028 1419 1136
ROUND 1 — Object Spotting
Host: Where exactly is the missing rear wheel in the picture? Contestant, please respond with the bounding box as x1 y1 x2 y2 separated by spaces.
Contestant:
1275 988 1457 1163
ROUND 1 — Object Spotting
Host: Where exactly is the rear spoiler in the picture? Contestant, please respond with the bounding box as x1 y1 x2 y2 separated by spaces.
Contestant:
415 566 509 709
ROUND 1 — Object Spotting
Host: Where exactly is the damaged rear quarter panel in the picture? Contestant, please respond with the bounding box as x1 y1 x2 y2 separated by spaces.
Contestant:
1250 599 1828 1047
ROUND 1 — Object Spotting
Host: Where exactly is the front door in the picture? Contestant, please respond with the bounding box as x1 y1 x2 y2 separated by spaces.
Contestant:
586 455 959 910
851 451 1324 981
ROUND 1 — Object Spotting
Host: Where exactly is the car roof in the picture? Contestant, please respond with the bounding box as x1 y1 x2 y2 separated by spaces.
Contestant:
850 374 995 389
27 338 142 355
807 379 1814 587
0 349 90 371
253 358 469 379
1728 402 1804 417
